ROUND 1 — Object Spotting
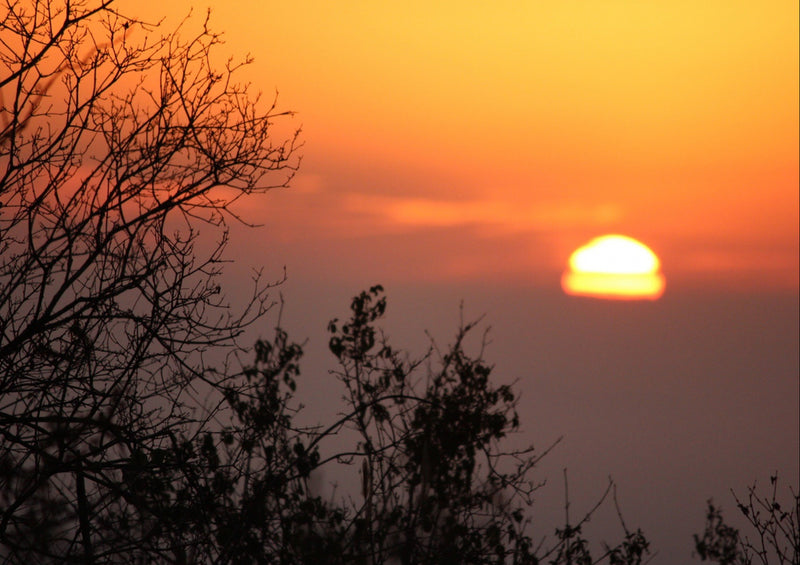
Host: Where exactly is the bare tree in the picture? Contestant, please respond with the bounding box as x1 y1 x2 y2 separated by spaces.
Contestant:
0 0 299 561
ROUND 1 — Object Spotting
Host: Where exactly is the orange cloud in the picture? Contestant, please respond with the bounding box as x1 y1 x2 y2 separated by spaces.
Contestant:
345 195 623 232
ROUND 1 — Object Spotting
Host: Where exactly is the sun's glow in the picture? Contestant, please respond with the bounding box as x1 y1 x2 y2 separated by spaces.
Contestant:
562 235 666 300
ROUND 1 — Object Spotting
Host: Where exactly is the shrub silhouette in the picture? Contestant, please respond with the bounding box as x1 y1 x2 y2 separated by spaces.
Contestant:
162 285 652 564
694 474 799 565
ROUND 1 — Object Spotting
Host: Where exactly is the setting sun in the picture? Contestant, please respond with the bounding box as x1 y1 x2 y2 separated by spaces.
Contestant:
562 235 666 300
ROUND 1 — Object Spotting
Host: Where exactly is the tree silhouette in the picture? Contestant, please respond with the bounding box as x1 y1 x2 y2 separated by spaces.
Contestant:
166 285 651 564
324 286 541 563
0 1 298 561
7 2 779 564
0 3 652 560
694 474 799 565
318 286 651 564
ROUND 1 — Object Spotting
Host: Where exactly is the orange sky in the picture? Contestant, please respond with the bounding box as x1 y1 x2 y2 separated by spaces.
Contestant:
120 0 799 292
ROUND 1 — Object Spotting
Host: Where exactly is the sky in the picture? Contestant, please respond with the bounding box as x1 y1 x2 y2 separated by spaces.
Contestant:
118 1 799 561
214 0 798 292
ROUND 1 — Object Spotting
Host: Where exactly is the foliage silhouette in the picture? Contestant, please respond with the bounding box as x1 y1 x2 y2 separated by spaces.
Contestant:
152 285 652 564
693 474 799 565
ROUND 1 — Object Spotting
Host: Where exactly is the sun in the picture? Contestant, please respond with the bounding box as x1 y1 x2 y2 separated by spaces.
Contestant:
561 235 666 300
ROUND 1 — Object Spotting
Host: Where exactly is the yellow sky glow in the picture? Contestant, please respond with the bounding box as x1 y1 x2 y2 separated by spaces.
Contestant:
562 272 666 301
